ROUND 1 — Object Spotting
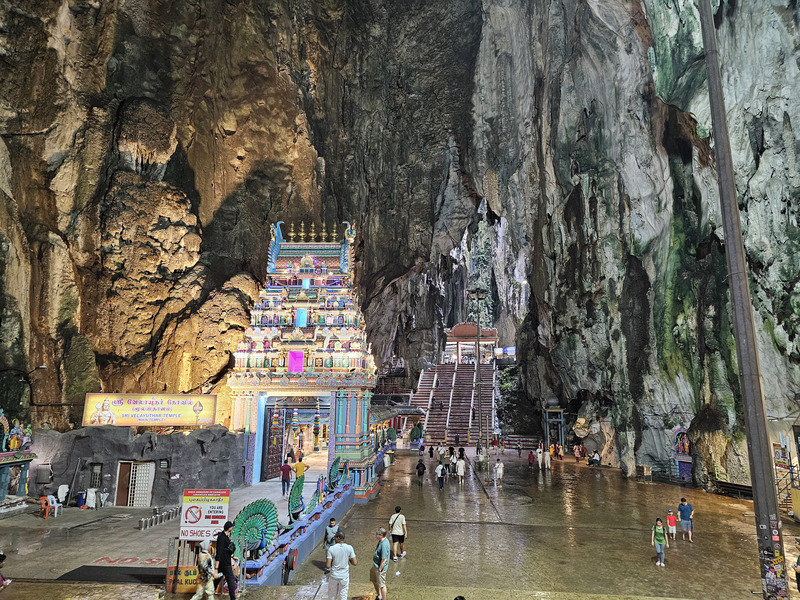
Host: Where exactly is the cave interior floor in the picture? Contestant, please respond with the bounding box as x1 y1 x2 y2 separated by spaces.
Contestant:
1 451 796 600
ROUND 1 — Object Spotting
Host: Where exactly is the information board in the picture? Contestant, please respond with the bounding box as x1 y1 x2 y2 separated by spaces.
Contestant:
83 393 216 427
179 489 230 540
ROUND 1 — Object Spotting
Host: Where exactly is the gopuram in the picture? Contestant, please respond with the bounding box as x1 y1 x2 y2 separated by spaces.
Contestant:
228 221 379 501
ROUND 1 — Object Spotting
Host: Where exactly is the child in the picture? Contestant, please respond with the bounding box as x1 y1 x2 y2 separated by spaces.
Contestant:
666 509 677 540
0 552 11 590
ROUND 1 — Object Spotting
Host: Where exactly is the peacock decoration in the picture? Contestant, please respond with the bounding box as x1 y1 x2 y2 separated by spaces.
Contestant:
327 457 341 491
231 498 281 558
303 475 327 516
288 474 305 522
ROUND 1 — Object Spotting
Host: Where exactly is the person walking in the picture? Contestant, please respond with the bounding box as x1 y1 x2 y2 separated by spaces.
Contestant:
214 521 237 600
435 461 446 489
455 433 460 446
449 451 458 475
323 517 342 573
428 445 434 459
419 443 425 457
516 442 522 457
389 506 407 561
574 444 581 462
190 540 216 600
456 455 466 484
544 445 552 470
536 444 543 469
677 497 694 542
528 451 535 471
326 530 356 600
415 459 426 486
666 509 677 540
370 528 391 600
280 459 292 496
495 458 505 487
437 444 446 463
651 517 669 566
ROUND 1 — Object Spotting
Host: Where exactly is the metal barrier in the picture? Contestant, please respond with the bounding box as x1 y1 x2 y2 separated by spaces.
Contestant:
139 505 181 530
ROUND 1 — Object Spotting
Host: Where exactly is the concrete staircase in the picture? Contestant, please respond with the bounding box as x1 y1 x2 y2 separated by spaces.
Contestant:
411 363 495 445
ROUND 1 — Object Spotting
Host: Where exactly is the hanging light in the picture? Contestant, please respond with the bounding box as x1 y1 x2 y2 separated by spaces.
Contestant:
270 408 280 445
313 401 321 451
292 407 299 432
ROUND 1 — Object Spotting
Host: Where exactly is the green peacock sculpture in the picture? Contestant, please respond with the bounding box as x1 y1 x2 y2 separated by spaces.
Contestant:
288 474 305 522
231 498 281 558
327 457 341 491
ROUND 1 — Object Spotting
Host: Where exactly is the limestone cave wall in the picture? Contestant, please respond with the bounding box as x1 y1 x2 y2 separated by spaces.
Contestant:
1 0 799 483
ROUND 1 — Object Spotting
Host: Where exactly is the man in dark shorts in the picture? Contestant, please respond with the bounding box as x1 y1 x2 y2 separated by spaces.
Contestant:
388 506 407 561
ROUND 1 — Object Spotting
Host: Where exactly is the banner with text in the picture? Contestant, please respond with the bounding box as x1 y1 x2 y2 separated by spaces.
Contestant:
82 393 216 427
180 489 230 541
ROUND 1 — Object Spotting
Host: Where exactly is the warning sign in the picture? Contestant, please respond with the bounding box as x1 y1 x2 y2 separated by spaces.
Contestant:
179 489 230 541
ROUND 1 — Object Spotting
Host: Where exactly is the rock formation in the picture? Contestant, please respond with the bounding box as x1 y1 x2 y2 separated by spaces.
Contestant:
1 0 798 484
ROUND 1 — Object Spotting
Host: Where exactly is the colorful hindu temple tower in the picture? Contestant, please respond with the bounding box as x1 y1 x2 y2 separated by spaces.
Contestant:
228 221 380 501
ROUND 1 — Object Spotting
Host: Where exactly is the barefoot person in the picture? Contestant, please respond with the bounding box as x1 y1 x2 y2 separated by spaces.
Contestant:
666 509 677 540
651 517 669 566
370 528 390 600
326 530 357 600
678 497 694 542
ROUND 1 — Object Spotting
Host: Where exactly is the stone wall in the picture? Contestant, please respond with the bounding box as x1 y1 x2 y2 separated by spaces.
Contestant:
29 425 244 506
1 0 799 485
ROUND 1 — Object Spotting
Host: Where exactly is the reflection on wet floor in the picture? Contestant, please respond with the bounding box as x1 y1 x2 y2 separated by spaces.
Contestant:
5 451 797 599
272 452 794 599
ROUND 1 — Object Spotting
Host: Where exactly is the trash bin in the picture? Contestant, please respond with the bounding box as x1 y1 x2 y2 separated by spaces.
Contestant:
77 492 86 507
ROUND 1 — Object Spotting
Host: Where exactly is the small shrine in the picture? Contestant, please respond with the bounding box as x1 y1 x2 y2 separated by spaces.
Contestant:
0 410 36 504
228 221 379 501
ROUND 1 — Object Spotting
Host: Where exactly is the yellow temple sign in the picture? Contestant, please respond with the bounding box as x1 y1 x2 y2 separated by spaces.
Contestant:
82 393 216 427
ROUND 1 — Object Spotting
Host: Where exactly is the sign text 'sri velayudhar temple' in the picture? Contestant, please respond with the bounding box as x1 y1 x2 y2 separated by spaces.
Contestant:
228 221 379 501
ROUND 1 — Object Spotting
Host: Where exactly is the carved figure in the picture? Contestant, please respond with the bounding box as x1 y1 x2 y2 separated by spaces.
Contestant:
89 399 117 425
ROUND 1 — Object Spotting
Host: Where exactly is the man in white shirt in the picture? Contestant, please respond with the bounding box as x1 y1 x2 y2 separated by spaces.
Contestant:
435 461 446 489
388 505 407 561
495 458 505 486
325 530 357 600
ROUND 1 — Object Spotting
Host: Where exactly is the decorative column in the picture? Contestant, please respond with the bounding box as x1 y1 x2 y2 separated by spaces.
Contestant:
0 465 10 501
328 389 376 501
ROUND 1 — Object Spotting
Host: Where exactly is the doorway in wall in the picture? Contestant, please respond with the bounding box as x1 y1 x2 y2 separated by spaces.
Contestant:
115 461 155 507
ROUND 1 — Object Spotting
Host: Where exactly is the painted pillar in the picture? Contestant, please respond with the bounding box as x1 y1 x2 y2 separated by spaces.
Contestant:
0 466 9 501
242 391 256 485
329 389 375 499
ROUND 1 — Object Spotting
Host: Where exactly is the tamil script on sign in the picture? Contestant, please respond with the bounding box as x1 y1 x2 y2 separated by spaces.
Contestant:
83 393 217 427
180 489 230 541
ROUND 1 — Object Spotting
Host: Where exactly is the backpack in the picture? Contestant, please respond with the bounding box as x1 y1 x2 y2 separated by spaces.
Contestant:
197 552 213 582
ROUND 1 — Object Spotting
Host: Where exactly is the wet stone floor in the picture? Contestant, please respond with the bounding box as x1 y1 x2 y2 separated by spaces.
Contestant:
254 452 792 600
3 451 797 599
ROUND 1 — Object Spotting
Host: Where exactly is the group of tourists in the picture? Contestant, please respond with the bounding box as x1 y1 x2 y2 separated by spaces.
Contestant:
416 443 468 489
651 497 695 567
321 506 410 600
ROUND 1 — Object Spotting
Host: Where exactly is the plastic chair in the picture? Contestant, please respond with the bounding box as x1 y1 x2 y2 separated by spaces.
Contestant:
47 494 63 517
39 496 53 520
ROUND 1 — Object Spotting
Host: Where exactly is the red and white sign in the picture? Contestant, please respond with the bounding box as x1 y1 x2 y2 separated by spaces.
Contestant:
179 489 230 541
